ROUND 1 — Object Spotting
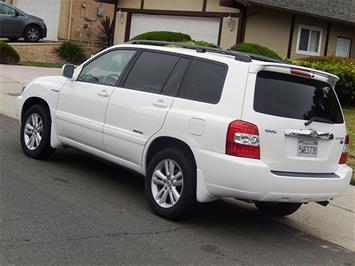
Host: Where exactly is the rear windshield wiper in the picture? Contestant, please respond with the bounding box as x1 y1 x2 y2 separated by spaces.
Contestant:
305 117 334 126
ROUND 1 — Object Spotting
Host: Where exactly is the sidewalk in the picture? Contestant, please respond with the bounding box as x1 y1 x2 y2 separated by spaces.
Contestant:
0 64 354 252
0 64 60 118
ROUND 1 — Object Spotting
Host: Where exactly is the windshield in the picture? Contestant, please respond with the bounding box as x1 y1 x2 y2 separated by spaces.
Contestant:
254 71 343 124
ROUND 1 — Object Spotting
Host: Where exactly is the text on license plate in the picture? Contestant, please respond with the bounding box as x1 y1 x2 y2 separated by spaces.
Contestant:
297 139 318 157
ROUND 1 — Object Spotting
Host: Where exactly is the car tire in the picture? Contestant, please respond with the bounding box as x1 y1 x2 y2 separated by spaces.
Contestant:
24 25 41 42
146 148 197 220
20 104 55 159
255 202 302 217
8 38 19 42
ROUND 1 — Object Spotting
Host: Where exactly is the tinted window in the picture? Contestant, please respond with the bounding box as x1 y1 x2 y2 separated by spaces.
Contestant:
254 71 343 123
0 4 16 16
178 59 227 104
162 58 190 96
78 49 136 86
124 51 180 94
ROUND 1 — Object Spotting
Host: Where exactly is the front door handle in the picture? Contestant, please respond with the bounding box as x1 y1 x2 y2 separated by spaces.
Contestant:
153 99 168 108
97 90 109 97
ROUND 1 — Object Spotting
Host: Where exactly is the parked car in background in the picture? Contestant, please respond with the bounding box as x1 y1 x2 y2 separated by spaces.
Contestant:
16 41 352 220
0 2 47 42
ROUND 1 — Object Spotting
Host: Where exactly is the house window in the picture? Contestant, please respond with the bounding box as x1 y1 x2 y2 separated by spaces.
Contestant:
296 25 322 55
336 37 352 58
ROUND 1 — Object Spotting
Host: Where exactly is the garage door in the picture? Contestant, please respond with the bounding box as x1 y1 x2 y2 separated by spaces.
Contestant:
130 14 220 45
14 0 60 40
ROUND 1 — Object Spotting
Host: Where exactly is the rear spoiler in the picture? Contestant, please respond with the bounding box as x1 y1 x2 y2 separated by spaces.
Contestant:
249 63 339 88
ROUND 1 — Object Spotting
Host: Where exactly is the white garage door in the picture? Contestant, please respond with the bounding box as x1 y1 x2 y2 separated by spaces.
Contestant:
14 0 60 40
130 14 220 45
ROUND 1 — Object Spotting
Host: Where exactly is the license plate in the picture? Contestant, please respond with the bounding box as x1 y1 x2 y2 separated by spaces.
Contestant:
297 139 318 157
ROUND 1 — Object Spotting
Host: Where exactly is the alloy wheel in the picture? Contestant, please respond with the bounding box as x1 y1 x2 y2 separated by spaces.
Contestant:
27 28 39 41
24 113 43 150
151 159 184 208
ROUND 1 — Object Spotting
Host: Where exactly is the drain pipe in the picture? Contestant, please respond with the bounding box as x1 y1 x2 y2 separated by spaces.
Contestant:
67 0 74 40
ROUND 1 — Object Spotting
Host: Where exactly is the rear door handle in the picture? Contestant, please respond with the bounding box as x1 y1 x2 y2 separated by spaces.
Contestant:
97 90 109 97
153 99 168 108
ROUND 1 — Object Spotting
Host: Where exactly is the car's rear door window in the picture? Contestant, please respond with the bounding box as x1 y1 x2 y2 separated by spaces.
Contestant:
177 59 227 104
161 58 190 97
254 71 343 123
123 51 180 94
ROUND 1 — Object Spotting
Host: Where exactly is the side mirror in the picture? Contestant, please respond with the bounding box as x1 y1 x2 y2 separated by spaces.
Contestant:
62 64 75 79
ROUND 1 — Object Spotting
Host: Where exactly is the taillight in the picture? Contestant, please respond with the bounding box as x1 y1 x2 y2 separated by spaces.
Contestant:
339 135 349 164
226 120 260 159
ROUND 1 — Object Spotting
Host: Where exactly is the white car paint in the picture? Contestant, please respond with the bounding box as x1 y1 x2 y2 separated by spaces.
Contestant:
16 44 352 204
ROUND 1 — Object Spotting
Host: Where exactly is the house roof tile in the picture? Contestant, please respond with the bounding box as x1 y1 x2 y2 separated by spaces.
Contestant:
247 0 355 24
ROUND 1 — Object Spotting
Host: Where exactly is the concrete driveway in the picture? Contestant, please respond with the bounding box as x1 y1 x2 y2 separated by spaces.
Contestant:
0 64 354 263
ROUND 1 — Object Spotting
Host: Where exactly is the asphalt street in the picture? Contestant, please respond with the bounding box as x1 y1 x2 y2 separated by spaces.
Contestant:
0 114 354 265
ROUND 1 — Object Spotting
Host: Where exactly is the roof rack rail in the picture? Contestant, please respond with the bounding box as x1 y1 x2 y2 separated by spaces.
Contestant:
126 40 252 63
245 53 285 63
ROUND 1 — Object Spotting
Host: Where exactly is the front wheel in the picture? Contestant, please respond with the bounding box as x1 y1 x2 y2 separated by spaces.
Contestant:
255 202 302 217
145 148 196 220
20 104 54 159
24 25 41 42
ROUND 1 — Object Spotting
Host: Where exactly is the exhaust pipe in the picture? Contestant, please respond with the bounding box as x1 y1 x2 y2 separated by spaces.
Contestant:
316 201 329 207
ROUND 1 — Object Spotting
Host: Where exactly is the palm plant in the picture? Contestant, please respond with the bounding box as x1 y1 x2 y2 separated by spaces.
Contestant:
96 16 114 50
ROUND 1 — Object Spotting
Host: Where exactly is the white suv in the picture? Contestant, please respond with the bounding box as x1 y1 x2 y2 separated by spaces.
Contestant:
16 41 352 220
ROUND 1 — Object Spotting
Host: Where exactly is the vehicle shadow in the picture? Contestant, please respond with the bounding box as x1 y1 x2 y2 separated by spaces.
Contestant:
50 147 291 229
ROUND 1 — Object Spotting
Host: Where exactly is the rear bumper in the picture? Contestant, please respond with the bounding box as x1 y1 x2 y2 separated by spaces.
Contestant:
195 148 352 203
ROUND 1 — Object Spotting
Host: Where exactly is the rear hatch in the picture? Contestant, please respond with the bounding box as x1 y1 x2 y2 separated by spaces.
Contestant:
242 63 347 173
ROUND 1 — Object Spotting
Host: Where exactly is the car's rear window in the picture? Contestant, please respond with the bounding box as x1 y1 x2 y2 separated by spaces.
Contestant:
254 71 343 123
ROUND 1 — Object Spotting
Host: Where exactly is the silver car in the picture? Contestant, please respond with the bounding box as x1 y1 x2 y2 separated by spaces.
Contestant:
0 2 47 42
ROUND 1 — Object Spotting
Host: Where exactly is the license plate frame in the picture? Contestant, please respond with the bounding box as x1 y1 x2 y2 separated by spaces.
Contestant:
297 139 318 157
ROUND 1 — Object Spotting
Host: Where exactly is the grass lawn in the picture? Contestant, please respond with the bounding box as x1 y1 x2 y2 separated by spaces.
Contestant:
343 107 355 185
19 61 62 68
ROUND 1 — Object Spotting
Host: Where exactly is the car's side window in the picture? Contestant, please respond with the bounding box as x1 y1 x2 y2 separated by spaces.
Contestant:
123 51 180 94
178 59 227 104
161 58 190 97
78 49 136 86
0 4 16 16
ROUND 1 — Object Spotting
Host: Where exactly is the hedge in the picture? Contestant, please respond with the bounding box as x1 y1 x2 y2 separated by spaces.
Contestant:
131 31 192 42
230 42 282 60
291 57 355 106
183 40 219 48
0 41 20 64
56 41 86 65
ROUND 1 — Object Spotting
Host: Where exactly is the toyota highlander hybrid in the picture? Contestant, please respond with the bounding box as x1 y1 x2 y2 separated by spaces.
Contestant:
16 41 352 220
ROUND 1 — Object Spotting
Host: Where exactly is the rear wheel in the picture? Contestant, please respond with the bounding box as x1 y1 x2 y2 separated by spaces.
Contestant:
20 104 54 159
255 202 302 217
146 148 196 220
24 25 41 42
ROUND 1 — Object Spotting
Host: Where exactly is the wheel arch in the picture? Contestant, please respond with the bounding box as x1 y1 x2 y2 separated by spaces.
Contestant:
144 136 197 172
21 97 50 122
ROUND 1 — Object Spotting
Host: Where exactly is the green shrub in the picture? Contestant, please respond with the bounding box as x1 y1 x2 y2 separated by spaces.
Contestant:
0 41 20 64
183 40 219 48
291 56 355 106
56 41 86 65
230 42 282 60
131 31 192 42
